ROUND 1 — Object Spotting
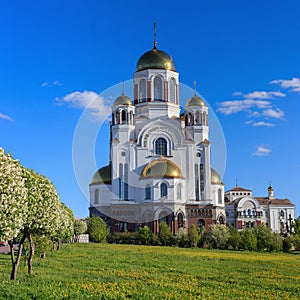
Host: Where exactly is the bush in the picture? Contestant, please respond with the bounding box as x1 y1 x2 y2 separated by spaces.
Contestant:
282 237 293 252
227 226 241 250
188 225 199 247
240 229 257 251
151 233 160 246
176 228 188 248
138 226 152 245
291 234 300 251
159 222 173 246
206 225 229 249
253 225 282 252
112 232 139 244
87 216 109 243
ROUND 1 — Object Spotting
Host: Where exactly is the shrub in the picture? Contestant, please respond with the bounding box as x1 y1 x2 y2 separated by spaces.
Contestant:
177 228 188 248
138 226 152 245
187 225 199 247
159 222 173 246
240 229 257 251
282 237 293 252
87 216 109 243
227 226 241 250
206 224 229 249
253 225 282 252
291 234 300 251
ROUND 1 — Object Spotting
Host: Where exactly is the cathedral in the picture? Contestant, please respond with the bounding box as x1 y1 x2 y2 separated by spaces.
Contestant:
89 35 295 235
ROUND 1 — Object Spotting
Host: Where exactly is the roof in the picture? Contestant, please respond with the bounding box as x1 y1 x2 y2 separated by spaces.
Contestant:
255 197 294 206
226 186 252 193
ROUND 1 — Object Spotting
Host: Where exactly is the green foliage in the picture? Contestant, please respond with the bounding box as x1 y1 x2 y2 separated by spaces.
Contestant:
0 244 300 299
111 232 139 244
206 224 229 249
74 219 87 237
240 229 257 251
227 226 241 250
158 222 173 246
291 234 300 251
138 226 153 245
187 224 199 247
282 237 293 252
253 225 282 252
87 216 109 243
293 216 300 235
176 228 188 247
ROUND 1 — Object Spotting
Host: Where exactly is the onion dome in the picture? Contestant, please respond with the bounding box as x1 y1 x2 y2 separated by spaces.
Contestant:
211 168 223 185
114 91 132 106
141 158 183 179
91 164 111 184
268 185 273 192
136 47 176 72
186 94 206 107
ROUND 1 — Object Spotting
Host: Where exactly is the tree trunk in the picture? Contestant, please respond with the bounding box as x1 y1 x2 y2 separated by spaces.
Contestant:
10 234 27 280
27 234 35 275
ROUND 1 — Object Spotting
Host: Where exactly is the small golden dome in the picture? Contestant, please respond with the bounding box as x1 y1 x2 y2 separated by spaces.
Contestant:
186 95 206 107
91 164 111 184
114 93 132 106
141 159 183 179
211 168 222 185
268 185 273 191
136 48 176 72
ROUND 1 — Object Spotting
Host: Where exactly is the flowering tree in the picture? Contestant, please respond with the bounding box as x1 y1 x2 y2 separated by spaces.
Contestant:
0 148 28 279
0 147 74 279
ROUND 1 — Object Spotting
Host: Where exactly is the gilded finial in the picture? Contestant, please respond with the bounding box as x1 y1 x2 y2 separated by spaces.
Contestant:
122 80 125 96
153 21 157 49
194 80 197 96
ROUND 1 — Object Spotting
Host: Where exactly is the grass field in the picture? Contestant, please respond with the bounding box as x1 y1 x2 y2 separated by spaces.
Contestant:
0 243 299 299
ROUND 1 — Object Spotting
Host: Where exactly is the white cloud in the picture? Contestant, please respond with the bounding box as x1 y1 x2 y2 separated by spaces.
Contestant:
252 121 274 127
56 90 111 121
232 91 243 97
253 145 271 156
0 112 13 122
41 82 49 87
244 91 285 99
53 80 62 86
270 77 300 93
262 108 284 119
42 80 62 87
217 99 271 115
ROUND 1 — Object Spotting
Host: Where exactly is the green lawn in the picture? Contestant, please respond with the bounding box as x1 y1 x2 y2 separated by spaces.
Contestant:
0 243 299 299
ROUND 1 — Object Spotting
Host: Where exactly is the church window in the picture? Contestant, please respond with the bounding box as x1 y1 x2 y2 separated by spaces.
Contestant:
280 210 285 217
160 183 168 198
169 78 176 103
195 111 200 124
218 189 222 204
248 209 251 216
139 78 146 102
124 163 129 200
195 164 199 201
198 219 205 228
154 76 163 101
145 184 151 200
155 138 167 156
119 163 124 200
200 164 204 199
177 213 184 229
121 110 126 124
176 183 182 199
94 189 99 204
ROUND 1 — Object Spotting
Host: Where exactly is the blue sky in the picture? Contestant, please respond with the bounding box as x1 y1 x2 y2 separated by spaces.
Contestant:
0 0 299 218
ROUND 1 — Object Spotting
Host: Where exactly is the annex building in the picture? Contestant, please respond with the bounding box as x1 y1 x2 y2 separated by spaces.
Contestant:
89 37 295 235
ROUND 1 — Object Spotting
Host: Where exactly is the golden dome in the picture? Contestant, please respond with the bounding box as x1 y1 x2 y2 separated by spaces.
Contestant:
211 168 223 185
136 48 176 72
91 164 111 184
141 159 183 179
186 94 206 107
114 93 132 106
268 185 273 191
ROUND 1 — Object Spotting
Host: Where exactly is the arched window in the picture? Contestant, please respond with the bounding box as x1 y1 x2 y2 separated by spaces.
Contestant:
195 164 199 201
121 110 126 123
145 184 151 200
139 78 146 102
177 213 184 229
154 76 163 101
119 163 124 200
195 111 200 124
160 183 168 198
124 163 128 200
218 189 222 204
198 219 205 228
176 183 182 199
155 138 167 156
94 189 99 204
248 209 251 216
169 78 176 103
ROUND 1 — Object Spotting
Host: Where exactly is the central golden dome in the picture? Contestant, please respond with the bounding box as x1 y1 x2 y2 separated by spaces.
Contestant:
136 48 176 72
141 159 183 179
